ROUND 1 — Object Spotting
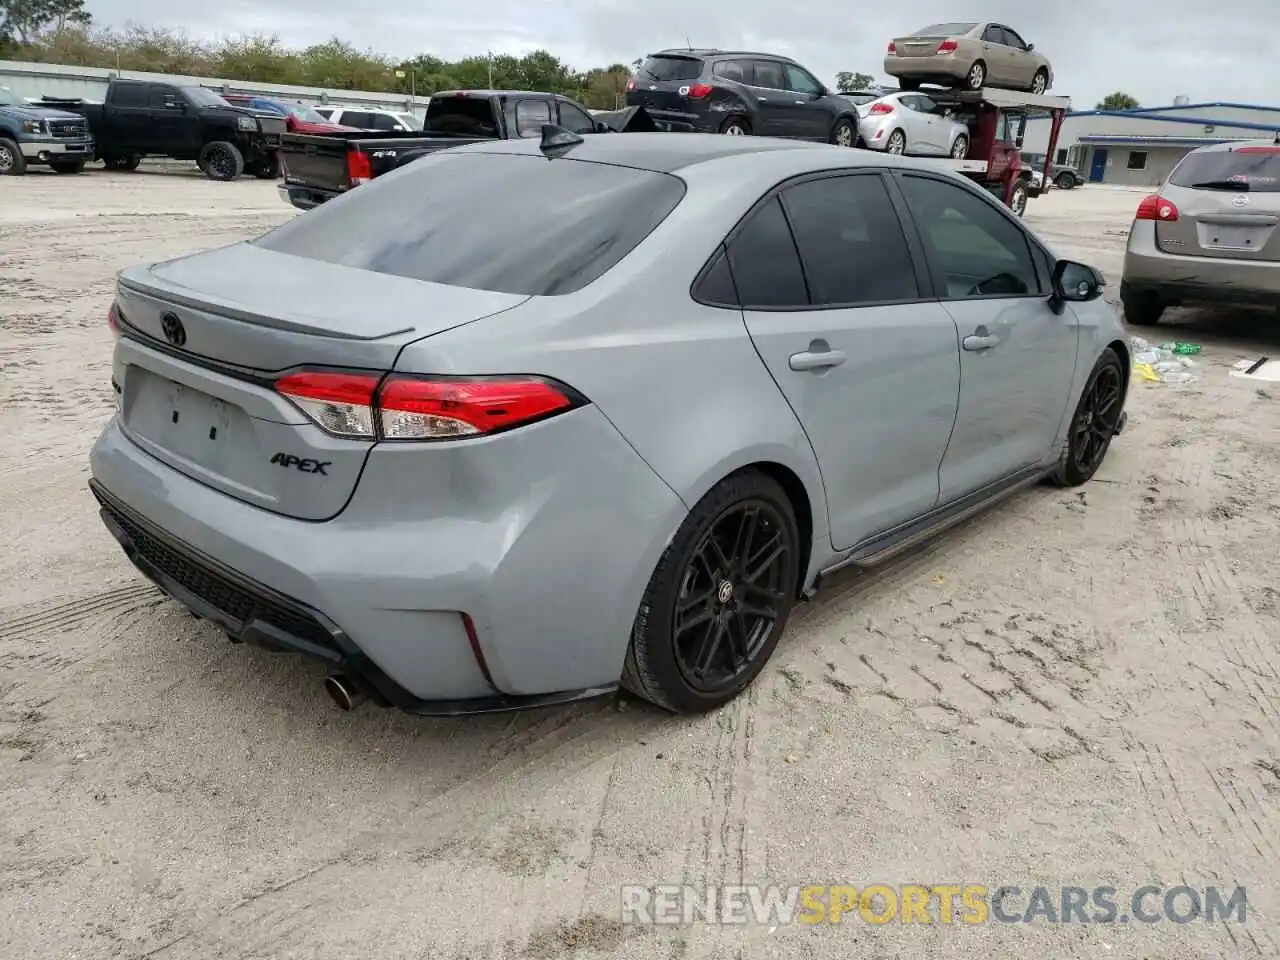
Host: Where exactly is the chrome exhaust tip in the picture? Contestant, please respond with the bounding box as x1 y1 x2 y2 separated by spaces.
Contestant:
323 674 368 711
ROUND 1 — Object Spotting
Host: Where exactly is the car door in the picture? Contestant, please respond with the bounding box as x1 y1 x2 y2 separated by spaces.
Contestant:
727 171 961 550
894 172 1078 502
899 95 941 153
997 26 1036 88
782 63 831 140
745 59 793 137
979 23 1012 85
108 83 152 150
145 84 194 152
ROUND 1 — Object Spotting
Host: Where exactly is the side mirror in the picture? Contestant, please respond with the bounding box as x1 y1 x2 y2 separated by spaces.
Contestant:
1051 259 1103 305
1026 43 1035 52
594 120 613 133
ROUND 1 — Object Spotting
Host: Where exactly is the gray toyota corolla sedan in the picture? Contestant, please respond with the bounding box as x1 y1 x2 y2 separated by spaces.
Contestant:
89 130 1129 717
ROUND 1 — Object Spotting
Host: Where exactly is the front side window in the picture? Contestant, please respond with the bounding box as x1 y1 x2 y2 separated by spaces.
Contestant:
780 174 919 306
254 152 686 297
724 197 808 308
898 174 1040 298
514 100 552 137
784 65 822 96
368 113 401 131
557 101 596 134
341 112 374 128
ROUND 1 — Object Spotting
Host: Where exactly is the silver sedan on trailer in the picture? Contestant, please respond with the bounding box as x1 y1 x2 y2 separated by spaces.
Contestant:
855 92 971 158
90 131 1128 718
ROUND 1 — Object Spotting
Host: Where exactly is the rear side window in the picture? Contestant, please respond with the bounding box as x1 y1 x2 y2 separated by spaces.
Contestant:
1168 147 1280 192
712 60 750 83
638 55 704 82
342 112 374 128
368 113 401 131
112 84 149 108
725 198 808 308
750 60 786 90
425 98 498 136
781 175 919 306
254 152 686 297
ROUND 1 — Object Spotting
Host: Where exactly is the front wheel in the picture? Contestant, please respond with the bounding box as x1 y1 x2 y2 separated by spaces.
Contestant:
1051 349 1126 487
1030 69 1049 95
950 133 969 159
830 118 855 147
199 141 245 181
885 129 906 155
720 117 750 136
1008 180 1029 217
0 138 26 176
622 471 802 714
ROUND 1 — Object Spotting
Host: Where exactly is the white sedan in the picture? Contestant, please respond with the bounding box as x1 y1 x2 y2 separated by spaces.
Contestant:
855 92 971 159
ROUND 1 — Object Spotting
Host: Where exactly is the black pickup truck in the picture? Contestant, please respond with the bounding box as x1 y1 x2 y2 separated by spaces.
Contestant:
278 90 655 210
41 80 286 181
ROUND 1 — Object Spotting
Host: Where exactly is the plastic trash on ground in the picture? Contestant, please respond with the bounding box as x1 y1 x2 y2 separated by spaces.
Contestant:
1129 336 1199 383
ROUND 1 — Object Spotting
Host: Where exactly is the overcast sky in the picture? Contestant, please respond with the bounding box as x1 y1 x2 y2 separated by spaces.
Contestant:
86 0 1278 110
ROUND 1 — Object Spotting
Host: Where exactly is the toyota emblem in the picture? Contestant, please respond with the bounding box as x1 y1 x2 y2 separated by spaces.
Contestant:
160 311 187 347
1232 195 1249 207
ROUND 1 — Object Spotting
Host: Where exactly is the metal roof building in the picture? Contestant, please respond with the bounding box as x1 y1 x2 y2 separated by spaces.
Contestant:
1023 101 1280 186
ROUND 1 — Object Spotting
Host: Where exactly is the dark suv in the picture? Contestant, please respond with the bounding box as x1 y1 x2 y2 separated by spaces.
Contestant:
625 49 859 145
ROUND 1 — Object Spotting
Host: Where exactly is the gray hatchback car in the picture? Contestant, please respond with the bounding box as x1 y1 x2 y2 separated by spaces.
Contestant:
90 132 1129 717
1122 139 1280 325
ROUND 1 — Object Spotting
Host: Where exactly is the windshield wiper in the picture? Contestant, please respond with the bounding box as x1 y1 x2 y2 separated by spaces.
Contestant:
1190 179 1250 191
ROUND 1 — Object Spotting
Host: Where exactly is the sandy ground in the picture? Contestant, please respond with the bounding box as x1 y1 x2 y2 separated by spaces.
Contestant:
1 167 1279 960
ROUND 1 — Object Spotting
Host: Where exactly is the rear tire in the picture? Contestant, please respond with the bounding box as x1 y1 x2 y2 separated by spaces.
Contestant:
829 117 855 147
103 154 140 172
886 128 906 155
1051 348 1125 487
0 138 26 176
964 60 987 91
199 141 245 181
1054 171 1078 189
720 117 750 136
1030 69 1049 95
247 154 280 179
1122 290 1165 326
622 471 801 714
1008 179 1029 217
950 133 969 159
898 77 921 91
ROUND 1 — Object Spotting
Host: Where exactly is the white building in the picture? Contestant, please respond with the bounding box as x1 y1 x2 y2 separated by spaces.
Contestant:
1023 100 1280 187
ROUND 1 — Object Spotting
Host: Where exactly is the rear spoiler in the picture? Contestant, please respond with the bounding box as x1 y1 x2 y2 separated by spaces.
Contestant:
591 105 660 133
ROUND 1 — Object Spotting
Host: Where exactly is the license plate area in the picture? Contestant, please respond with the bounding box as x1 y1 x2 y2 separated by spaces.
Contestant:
1197 222 1272 251
124 367 246 476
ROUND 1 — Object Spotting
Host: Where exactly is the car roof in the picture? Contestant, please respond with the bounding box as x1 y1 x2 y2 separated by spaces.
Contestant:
1191 138 1280 154
453 131 944 176
433 89 560 99
649 48 797 63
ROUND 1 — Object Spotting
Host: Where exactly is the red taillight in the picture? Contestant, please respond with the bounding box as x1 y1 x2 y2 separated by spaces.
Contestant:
937 39 959 53
274 371 581 441
107 303 121 336
346 149 372 186
686 83 713 99
868 103 895 115
887 41 896 53
625 78 636 92
1135 194 1179 222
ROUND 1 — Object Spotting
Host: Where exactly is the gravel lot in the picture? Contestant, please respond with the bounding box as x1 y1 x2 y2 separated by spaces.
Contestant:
1 168 1278 960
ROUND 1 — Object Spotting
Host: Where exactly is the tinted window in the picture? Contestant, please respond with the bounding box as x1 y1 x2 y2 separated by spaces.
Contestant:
252 99 287 115
182 86 229 108
982 24 1005 43
693 248 738 306
254 152 686 297
558 101 595 134
425 98 498 136
314 107 335 118
112 84 149 108
369 113 401 131
785 65 822 96
1168 147 1280 192
725 198 808 308
898 175 1038 298
1002 27 1028 49
638 55 704 82
750 59 786 90
914 22 978 35
148 86 179 108
782 175 919 306
342 112 375 128
712 60 750 83
515 99 552 137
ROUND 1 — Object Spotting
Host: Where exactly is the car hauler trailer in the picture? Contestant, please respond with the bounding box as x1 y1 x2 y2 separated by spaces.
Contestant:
904 87 1071 217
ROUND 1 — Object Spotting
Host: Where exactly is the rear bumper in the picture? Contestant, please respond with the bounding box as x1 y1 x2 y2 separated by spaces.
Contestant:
884 55 968 82
279 182 340 210
88 407 685 713
1122 221 1280 307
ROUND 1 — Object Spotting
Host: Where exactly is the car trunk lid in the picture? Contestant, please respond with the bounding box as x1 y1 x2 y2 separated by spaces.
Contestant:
112 243 528 520
1158 146 1280 261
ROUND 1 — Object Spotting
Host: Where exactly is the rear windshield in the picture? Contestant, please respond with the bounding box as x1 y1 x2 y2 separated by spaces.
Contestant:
638 55 704 82
254 152 686 296
912 22 977 35
425 97 498 136
1168 147 1280 192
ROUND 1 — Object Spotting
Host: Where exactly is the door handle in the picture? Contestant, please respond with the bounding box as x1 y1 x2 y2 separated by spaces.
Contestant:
962 333 1000 351
794 100 805 105
789 347 847 371
758 97 768 102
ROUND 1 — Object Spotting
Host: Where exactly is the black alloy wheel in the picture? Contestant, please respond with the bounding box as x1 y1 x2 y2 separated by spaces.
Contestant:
1053 349 1125 486
673 500 792 694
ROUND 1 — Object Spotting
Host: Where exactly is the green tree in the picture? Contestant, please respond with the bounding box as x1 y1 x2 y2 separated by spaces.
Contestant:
1096 91 1139 111
835 71 875 93
0 0 90 44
